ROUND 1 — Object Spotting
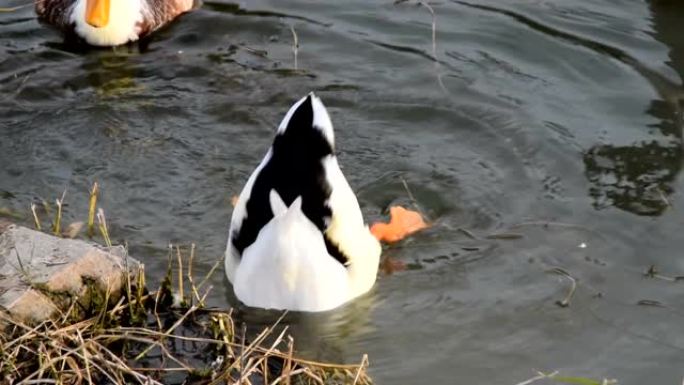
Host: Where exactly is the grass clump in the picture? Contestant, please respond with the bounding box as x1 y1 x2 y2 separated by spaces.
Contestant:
0 184 373 385
0 245 372 385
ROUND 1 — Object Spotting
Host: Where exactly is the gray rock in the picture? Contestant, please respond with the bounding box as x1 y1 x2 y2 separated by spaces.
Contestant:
0 220 140 325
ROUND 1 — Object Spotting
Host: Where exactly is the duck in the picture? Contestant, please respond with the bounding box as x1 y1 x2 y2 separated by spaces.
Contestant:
35 0 195 47
225 93 384 312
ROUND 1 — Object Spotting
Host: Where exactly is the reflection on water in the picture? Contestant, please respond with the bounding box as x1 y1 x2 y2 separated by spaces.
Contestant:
584 141 680 215
582 0 684 216
226 280 378 363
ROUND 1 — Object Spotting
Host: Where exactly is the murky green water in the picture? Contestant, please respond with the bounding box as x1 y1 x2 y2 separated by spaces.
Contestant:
2 1 684 384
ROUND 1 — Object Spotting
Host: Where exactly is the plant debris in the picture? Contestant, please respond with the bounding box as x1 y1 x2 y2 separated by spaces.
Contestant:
0 246 373 385
0 185 373 385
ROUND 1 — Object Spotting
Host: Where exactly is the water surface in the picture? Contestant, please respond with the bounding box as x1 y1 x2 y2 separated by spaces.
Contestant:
2 1 684 384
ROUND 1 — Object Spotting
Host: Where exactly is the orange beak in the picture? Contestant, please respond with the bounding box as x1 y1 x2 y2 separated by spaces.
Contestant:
85 0 110 28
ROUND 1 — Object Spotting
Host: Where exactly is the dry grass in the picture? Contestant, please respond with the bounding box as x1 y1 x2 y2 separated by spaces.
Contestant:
0 183 373 385
0 246 372 385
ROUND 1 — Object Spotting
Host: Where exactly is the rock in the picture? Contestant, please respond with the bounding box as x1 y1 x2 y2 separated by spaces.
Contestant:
0 220 140 325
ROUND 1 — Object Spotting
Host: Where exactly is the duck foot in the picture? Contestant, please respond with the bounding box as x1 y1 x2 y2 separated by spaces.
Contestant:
370 206 428 243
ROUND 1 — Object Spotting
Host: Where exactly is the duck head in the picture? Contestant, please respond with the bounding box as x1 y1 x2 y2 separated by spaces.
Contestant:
71 0 144 46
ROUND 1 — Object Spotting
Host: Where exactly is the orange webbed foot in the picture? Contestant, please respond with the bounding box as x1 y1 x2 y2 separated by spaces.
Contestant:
371 206 429 243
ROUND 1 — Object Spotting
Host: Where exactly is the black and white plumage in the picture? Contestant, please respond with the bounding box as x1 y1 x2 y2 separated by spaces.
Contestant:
225 93 381 312
35 0 195 47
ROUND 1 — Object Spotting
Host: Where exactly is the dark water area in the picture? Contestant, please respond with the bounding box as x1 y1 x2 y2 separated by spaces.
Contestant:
2 1 684 384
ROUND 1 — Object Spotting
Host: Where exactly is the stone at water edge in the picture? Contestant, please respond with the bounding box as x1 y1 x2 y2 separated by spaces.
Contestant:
0 220 140 325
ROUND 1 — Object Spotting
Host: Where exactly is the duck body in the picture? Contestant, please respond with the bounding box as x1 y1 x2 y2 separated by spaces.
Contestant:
36 0 195 47
225 93 381 312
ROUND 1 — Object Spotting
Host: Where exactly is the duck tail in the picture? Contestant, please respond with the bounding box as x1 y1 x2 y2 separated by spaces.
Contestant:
276 92 335 151
269 189 304 222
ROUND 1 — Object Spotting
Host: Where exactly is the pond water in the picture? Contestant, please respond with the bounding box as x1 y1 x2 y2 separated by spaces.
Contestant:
2 1 684 384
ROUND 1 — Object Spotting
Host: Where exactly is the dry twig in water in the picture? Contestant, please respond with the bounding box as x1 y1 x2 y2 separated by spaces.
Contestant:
290 25 299 70
546 267 577 307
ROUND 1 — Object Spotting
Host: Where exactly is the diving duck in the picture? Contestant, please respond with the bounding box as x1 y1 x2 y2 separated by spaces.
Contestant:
35 0 195 47
225 93 383 312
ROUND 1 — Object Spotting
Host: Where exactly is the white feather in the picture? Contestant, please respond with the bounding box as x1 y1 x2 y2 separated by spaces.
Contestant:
225 150 273 282
310 93 335 148
269 189 288 217
233 192 350 311
322 156 381 298
225 93 381 312
71 0 144 46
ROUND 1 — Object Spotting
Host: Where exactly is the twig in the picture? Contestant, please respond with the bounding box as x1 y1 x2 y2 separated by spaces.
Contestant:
514 370 559 385
96 208 112 247
87 182 99 237
0 4 32 12
176 245 185 306
238 326 290 383
290 25 299 70
400 177 417 205
457 227 479 240
546 267 577 307
352 354 369 385
399 176 431 221
284 335 294 385
240 322 247 382
75 329 93 385
644 264 684 282
30 203 41 231
187 243 202 305
395 1 447 94
197 259 222 291
52 189 66 236
134 289 212 361
418 1 436 59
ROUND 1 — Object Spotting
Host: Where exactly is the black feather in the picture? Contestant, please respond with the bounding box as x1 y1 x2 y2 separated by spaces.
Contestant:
231 95 349 266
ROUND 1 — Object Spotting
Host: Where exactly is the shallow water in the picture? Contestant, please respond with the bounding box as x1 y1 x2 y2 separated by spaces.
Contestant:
2 0 684 383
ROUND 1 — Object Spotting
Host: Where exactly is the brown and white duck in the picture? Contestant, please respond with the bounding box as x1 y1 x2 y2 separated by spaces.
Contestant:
35 0 195 47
